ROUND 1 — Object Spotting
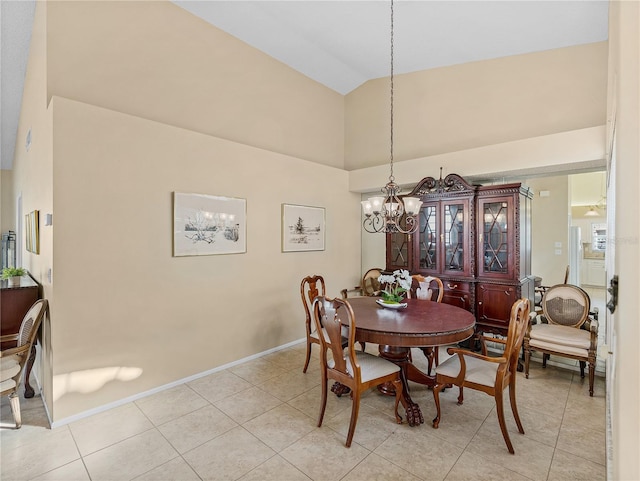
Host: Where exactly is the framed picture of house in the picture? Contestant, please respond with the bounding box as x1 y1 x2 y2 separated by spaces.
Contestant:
173 193 246 256
282 204 325 252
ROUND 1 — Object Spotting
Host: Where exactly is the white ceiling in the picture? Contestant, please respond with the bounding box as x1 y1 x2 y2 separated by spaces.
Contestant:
1 1 609 170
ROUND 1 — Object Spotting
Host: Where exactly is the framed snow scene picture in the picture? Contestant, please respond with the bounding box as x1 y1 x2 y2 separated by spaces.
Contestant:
173 192 246 256
282 204 325 252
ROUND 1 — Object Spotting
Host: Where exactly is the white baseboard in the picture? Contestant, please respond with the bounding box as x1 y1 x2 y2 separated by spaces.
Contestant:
49 337 305 429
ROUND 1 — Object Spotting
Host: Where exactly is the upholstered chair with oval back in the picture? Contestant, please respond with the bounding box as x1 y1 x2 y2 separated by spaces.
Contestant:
0 299 48 428
524 284 598 396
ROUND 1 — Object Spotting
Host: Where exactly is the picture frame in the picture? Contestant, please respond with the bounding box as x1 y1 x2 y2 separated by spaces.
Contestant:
25 214 31 253
282 204 325 252
26 210 39 254
173 193 246 256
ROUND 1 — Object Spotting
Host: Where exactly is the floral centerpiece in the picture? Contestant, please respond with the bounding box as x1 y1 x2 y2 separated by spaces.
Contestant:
378 269 412 304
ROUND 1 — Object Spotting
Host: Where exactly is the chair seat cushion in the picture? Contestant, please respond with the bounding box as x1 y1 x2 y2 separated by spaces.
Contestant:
530 324 591 349
329 352 400 383
0 378 17 392
0 354 21 393
528 339 588 358
435 353 498 387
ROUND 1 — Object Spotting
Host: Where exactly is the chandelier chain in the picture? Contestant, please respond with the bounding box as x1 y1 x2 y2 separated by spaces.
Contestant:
389 0 394 183
360 0 421 235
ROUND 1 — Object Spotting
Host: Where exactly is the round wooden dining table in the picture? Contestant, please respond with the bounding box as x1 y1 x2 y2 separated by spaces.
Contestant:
343 296 476 427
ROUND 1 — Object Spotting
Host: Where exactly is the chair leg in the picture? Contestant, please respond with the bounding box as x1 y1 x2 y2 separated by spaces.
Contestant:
432 382 445 428
588 360 595 397
421 347 438 376
345 390 361 448
509 380 525 435
391 378 403 424
495 390 515 454
9 392 22 429
524 344 531 379
359 342 366 352
303 340 313 373
457 387 464 405
579 360 586 378
542 353 549 368
317 371 328 428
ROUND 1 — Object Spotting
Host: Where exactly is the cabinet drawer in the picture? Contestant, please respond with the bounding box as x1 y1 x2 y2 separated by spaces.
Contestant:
442 280 473 311
443 280 471 293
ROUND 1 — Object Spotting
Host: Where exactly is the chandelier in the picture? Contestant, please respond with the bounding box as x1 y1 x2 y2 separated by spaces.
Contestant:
361 0 422 234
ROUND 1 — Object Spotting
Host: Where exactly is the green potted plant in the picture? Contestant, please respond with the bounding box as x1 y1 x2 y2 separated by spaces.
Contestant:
2 267 26 287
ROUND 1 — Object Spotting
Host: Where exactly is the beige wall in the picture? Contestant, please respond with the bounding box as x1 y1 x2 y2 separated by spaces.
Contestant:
8 1 632 444
608 2 640 480
9 0 357 422
46 1 344 169
526 176 570 285
7 1 55 412
49 97 359 420
349 126 606 194
345 42 608 170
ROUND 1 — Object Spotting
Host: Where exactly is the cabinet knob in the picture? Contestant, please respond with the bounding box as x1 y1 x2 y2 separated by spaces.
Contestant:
478 301 483 305
504 290 510 295
447 283 458 289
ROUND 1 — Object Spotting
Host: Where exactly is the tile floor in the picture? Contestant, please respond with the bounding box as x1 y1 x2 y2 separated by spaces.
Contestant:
1 338 606 481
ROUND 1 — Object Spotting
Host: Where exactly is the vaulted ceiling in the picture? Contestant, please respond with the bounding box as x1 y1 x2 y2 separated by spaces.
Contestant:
1 1 609 170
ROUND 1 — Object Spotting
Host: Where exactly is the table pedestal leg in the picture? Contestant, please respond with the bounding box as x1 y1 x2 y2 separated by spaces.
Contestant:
377 345 426 427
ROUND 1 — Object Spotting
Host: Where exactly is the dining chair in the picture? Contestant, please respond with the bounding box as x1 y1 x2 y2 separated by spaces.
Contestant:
340 267 383 299
534 265 569 315
409 274 444 374
524 284 598 396
300 275 328 373
0 299 48 428
300 275 350 373
409 274 444 302
313 295 404 447
432 298 530 454
340 268 382 353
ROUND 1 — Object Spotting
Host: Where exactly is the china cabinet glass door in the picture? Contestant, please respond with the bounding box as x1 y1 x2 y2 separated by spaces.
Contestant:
478 197 514 278
415 200 470 276
417 202 438 272
443 202 467 274
387 230 410 271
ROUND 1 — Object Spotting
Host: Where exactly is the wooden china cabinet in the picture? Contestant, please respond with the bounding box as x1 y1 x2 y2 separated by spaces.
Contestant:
475 183 534 336
387 174 476 311
386 173 534 338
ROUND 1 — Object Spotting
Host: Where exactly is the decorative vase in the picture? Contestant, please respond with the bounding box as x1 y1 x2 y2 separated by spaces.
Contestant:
8 276 21 287
376 299 407 309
